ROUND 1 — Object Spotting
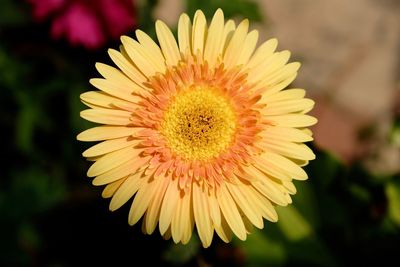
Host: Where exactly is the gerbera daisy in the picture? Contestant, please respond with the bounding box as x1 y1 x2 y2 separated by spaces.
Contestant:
78 9 317 248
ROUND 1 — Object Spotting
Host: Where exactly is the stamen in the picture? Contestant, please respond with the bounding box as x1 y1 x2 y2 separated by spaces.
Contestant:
161 86 237 161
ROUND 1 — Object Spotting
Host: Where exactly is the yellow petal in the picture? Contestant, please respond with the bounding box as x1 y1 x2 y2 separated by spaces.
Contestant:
208 191 221 227
217 184 247 241
178 13 192 55
80 108 132 125
245 156 291 182
82 138 140 158
95 62 146 96
251 173 289 206
264 88 306 102
179 190 194 244
261 62 300 87
257 73 297 97
77 126 137 141
193 181 214 248
259 152 308 180
262 99 315 116
87 146 139 177
204 8 224 67
260 139 316 160
246 38 278 69
221 20 236 53
121 36 165 77
89 78 141 103
159 178 180 234
214 214 233 243
156 20 181 66
109 170 144 211
248 50 290 83
223 19 249 68
107 48 147 86
136 29 166 69
242 184 278 222
171 193 184 243
283 181 297 194
191 10 207 56
268 114 318 128
80 91 136 111
102 178 126 198
145 176 170 234
226 182 264 229
236 30 259 66
128 175 163 226
92 155 148 185
261 126 313 142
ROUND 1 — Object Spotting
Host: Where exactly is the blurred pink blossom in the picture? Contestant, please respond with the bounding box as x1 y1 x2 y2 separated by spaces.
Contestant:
28 0 136 49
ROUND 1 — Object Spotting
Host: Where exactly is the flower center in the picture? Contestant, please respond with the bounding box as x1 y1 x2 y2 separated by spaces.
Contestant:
161 86 237 161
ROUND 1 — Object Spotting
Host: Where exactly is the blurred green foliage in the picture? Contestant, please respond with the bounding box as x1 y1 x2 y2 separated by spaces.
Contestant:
185 0 262 21
1 0 399 266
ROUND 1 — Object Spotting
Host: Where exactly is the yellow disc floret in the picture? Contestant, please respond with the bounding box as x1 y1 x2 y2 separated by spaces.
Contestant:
161 86 237 161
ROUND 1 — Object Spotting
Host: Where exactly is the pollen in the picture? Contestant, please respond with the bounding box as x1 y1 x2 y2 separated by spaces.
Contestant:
161 86 237 161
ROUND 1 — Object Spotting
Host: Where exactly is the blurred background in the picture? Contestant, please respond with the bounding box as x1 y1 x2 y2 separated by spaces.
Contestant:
1 0 399 266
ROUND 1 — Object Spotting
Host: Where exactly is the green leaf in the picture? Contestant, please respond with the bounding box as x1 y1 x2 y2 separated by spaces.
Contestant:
390 118 400 146
0 0 29 26
15 94 37 153
306 150 343 189
185 0 263 21
0 168 66 220
163 236 200 265
385 179 400 226
291 182 320 229
239 229 286 266
276 206 312 241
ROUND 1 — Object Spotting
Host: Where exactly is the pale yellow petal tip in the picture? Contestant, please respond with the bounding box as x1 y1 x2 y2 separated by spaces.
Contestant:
79 92 89 102
155 19 166 28
109 203 119 212
135 29 144 37
79 109 94 121
214 8 224 17
87 168 97 178
76 128 94 142
79 110 87 119
94 62 102 70
120 35 131 45
266 38 278 50
120 35 127 42
292 62 302 71
88 78 97 86
281 50 291 58
194 9 205 18
101 191 111 199
270 216 279 223
237 232 247 241
179 13 190 20
311 116 318 125
76 132 85 141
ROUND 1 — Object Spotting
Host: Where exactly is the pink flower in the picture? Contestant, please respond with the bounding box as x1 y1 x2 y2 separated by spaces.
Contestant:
28 0 136 49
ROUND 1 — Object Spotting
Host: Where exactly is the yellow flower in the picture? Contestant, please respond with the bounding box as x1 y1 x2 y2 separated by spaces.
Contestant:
77 9 317 248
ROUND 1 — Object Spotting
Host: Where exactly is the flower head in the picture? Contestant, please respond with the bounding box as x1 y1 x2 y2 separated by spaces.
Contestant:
78 9 317 247
28 0 136 49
